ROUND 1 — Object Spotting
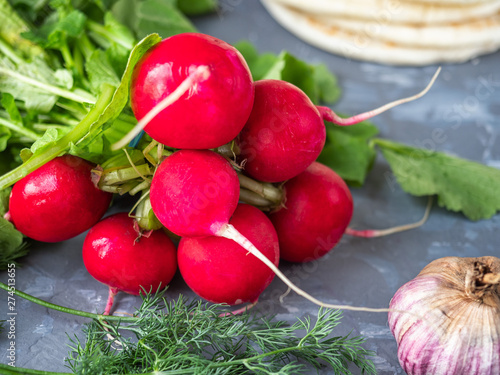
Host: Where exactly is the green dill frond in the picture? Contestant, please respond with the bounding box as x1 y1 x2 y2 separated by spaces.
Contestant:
65 292 376 375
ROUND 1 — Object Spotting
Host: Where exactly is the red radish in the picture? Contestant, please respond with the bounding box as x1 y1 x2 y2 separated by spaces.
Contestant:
149 149 384 312
238 69 441 183
237 79 326 183
82 212 177 315
150 149 239 237
269 162 353 263
130 32 254 149
8 155 112 243
178 204 279 305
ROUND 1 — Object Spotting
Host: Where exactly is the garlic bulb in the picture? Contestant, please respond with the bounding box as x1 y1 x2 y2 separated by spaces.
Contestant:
388 256 500 375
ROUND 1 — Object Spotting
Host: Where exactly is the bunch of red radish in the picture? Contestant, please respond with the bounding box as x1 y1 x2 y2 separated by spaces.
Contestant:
7 33 437 314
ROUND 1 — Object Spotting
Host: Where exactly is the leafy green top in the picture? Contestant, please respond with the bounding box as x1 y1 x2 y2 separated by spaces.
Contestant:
318 121 378 187
375 139 500 221
235 40 341 105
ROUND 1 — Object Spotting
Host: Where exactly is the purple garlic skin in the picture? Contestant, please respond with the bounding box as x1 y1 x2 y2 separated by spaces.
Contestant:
388 256 500 375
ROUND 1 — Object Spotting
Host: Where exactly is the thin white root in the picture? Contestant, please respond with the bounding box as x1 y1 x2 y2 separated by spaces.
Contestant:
346 196 433 238
218 224 389 313
320 67 441 126
111 65 211 150
279 287 291 304
356 67 441 120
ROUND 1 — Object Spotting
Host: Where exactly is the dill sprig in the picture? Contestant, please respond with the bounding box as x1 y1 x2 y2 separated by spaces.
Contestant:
0 282 376 374
66 292 377 375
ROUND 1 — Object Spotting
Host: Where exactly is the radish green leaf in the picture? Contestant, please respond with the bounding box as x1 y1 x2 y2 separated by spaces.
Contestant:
0 216 29 269
135 0 197 38
177 0 218 15
318 121 378 186
376 138 500 221
235 41 341 105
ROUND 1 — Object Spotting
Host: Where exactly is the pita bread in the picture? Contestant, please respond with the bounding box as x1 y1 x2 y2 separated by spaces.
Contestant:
267 0 500 25
315 11 500 48
261 0 500 65
413 0 496 4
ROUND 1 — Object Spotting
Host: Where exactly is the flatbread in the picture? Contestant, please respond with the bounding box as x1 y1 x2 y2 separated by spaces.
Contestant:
261 0 500 65
315 11 500 48
414 0 496 4
267 0 500 25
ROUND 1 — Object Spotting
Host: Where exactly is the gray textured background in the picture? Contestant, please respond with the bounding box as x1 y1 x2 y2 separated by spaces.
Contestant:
1 1 500 373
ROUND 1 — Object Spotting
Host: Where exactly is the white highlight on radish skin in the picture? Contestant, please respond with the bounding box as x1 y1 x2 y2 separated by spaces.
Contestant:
346 196 433 238
217 223 389 313
112 65 211 151
317 67 441 126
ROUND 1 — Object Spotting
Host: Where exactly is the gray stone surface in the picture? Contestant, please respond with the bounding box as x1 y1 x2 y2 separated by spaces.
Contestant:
1 1 500 373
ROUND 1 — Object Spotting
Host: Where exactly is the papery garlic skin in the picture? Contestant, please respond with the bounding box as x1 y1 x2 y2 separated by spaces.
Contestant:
388 256 500 375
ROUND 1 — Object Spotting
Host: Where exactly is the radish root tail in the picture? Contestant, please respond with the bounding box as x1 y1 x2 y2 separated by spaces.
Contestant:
218 224 389 313
103 286 119 316
347 196 433 238
317 67 441 126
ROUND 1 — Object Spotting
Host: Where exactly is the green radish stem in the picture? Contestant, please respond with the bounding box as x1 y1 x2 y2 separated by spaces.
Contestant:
0 36 23 64
317 67 441 126
111 65 211 150
134 194 163 231
59 41 75 71
97 163 153 186
86 19 135 51
239 188 275 207
0 116 41 140
238 174 283 204
39 112 80 126
128 180 151 195
32 123 72 131
0 66 97 104
99 181 142 194
217 141 241 158
77 33 96 61
54 100 89 119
